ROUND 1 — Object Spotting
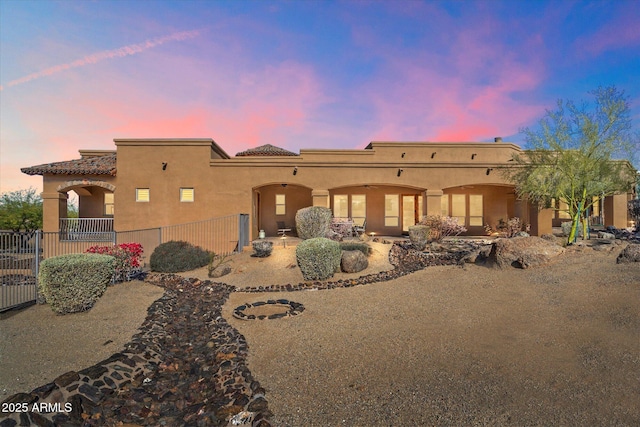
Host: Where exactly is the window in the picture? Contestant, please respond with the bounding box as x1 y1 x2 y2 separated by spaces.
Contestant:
469 195 483 226
104 193 114 215
275 194 286 215
441 194 449 216
351 194 366 225
333 195 349 218
451 194 465 224
136 188 149 202
385 194 399 226
180 188 194 202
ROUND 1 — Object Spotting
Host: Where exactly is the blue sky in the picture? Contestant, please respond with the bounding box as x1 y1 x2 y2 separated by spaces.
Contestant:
1 0 639 192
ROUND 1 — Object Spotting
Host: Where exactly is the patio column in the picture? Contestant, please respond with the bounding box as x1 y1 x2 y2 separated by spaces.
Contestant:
604 193 629 228
312 189 330 208
41 192 68 232
425 189 443 216
514 198 527 223
528 204 553 236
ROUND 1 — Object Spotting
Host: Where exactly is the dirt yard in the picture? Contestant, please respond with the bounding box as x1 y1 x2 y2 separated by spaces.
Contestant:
222 243 640 426
1 240 639 425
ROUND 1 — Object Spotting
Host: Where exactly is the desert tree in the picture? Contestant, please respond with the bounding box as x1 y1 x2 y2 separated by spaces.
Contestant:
503 86 637 244
0 188 43 243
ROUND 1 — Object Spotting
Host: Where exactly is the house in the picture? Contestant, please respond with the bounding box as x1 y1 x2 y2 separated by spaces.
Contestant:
22 138 635 242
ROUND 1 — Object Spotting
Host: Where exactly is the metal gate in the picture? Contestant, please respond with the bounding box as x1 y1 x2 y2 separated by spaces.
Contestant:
0 231 40 312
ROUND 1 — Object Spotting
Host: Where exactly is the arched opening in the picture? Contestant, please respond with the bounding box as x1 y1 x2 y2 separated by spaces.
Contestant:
55 180 116 237
252 183 312 237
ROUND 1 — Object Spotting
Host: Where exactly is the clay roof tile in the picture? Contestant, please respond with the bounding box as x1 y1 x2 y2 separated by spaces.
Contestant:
21 153 117 176
235 143 298 157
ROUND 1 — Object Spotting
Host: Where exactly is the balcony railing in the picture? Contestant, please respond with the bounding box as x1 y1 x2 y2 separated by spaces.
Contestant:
59 218 115 242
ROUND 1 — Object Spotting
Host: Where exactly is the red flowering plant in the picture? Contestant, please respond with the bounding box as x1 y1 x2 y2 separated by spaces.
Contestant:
86 242 144 282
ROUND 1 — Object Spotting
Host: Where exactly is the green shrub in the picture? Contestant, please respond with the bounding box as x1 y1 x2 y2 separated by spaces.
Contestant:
39 254 114 314
150 240 211 272
295 206 332 240
339 241 371 256
296 237 341 280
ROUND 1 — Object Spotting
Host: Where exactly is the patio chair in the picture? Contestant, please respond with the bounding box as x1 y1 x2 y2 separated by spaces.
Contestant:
277 221 292 237
353 218 366 237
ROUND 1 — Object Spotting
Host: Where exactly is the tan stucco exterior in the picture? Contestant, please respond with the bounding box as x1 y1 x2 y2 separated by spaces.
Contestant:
32 138 634 239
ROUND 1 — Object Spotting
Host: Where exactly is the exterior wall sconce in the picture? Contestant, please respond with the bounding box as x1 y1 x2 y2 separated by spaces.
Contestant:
293 167 298 175
397 169 403 177
162 162 168 170
486 168 494 175
471 154 477 159
401 152 406 158
431 152 436 158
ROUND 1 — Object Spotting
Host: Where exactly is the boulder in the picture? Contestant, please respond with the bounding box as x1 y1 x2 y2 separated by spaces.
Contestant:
341 250 368 273
408 225 430 250
489 236 565 269
208 264 231 278
597 231 616 240
616 244 640 264
251 240 273 257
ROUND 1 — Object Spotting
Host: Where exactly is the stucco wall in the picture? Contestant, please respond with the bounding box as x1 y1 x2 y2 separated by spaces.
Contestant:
35 139 635 240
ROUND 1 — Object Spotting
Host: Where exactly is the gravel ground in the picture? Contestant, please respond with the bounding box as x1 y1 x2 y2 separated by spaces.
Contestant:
0 280 164 398
2 240 639 426
222 244 640 426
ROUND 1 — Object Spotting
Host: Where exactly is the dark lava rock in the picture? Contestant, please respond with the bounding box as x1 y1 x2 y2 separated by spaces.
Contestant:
617 243 640 263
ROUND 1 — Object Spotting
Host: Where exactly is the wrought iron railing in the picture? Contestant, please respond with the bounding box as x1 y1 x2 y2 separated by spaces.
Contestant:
59 218 114 241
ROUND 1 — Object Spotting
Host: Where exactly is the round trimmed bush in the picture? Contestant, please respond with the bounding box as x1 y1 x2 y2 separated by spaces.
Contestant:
295 206 332 240
150 240 211 272
295 237 341 281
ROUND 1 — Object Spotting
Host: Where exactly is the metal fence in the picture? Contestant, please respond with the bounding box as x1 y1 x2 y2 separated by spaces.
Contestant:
0 231 40 312
1 213 249 312
59 218 114 242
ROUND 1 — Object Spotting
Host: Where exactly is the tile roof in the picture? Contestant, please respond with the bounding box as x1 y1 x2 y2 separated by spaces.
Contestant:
235 144 298 157
21 153 117 176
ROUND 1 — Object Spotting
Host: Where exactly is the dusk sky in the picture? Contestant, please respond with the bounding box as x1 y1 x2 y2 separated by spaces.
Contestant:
1 0 639 193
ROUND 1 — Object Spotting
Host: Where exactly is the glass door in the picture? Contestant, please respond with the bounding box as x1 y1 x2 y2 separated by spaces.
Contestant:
403 195 425 232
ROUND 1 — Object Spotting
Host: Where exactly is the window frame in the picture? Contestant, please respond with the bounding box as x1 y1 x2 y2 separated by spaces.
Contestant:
275 194 286 215
333 194 349 219
104 192 114 216
384 194 399 227
136 188 150 202
180 187 195 203
468 194 483 226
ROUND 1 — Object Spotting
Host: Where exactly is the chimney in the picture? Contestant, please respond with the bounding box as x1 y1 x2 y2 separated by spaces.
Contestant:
494 137 503 143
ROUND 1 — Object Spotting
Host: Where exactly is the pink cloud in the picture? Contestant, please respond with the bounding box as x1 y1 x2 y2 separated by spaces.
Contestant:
356 19 548 144
47 59 329 157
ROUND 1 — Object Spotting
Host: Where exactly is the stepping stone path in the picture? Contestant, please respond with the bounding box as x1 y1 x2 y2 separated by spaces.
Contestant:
0 273 271 427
